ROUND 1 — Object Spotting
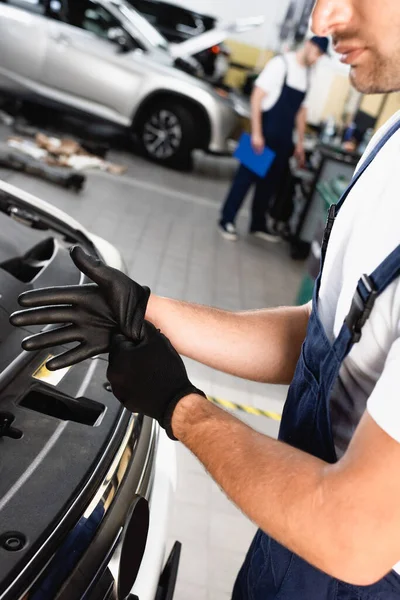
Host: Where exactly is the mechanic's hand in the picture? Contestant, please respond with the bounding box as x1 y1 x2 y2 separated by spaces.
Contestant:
251 132 265 155
294 143 306 168
107 321 206 440
9 246 150 371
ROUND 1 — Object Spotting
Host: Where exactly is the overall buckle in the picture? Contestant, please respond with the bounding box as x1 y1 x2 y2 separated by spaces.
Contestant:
321 204 337 257
345 274 378 343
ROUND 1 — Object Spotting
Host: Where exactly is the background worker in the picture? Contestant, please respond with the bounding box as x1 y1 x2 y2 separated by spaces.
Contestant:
218 36 328 242
10 0 400 598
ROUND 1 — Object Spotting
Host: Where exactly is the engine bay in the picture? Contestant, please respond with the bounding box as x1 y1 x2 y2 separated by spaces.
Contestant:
0 196 143 600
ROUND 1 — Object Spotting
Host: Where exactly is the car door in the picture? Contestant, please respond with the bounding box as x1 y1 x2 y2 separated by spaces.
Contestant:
42 0 144 125
0 0 48 95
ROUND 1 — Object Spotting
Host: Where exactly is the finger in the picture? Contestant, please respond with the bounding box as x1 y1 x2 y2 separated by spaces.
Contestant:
109 333 132 361
110 333 130 348
70 245 114 287
10 306 78 327
22 325 82 351
46 343 91 371
17 284 97 308
47 340 109 371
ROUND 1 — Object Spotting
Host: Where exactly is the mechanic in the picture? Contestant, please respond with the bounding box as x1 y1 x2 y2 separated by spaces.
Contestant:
9 0 400 598
218 35 328 243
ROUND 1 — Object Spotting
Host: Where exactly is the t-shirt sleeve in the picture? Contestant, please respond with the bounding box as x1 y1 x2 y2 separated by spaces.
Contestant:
255 56 286 95
368 337 400 443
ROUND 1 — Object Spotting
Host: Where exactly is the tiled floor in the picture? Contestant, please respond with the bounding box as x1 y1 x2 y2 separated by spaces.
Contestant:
0 131 304 599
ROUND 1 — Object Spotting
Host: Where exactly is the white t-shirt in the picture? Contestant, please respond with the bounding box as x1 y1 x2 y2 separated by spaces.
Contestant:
255 52 310 113
318 111 400 462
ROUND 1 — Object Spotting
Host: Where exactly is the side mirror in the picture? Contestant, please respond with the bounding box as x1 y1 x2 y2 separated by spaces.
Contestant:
107 27 130 51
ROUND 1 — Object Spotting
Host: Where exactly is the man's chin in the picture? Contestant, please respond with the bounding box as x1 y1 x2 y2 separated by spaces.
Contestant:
350 66 400 94
350 74 376 94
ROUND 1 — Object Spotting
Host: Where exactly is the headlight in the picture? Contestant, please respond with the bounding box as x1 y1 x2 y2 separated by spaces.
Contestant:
214 87 230 99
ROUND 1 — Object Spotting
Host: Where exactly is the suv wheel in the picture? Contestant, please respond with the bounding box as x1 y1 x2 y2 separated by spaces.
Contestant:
138 102 195 169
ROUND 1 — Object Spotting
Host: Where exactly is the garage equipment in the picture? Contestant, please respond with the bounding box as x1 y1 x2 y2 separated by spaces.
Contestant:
296 175 350 305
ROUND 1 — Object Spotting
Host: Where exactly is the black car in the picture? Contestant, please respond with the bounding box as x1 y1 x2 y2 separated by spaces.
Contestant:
129 0 230 79
0 180 180 600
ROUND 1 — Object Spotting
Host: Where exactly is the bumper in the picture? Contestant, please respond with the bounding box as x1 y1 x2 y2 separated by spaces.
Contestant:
208 102 242 155
1 410 177 600
130 431 178 600
207 95 250 155
106 430 178 600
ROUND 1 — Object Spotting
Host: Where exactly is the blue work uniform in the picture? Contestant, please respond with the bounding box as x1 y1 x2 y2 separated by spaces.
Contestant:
232 119 400 599
221 57 306 231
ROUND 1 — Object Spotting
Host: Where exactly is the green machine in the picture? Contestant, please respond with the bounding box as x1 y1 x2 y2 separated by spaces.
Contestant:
296 176 349 305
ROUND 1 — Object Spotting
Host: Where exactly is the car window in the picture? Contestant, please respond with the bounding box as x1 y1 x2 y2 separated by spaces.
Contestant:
164 6 204 34
132 0 159 26
46 0 68 22
0 0 45 14
67 0 121 38
174 10 196 29
117 3 169 51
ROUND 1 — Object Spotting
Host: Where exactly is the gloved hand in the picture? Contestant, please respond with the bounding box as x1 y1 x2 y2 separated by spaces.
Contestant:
9 246 150 371
107 321 206 440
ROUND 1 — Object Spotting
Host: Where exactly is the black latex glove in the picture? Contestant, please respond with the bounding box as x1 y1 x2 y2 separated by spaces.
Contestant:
107 321 206 440
9 246 150 371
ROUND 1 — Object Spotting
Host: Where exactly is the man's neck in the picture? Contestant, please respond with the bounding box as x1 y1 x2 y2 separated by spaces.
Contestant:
296 48 307 67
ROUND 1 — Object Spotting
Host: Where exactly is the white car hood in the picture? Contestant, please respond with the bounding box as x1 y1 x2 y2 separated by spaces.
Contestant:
0 180 124 270
169 16 265 59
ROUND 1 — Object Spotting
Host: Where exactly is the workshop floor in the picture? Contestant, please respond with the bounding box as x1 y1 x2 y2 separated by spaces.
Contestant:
0 132 304 600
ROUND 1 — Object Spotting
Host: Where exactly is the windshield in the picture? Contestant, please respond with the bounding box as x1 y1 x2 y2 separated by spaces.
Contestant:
116 3 169 51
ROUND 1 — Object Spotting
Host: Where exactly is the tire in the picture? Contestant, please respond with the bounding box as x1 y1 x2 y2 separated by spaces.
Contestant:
137 102 196 170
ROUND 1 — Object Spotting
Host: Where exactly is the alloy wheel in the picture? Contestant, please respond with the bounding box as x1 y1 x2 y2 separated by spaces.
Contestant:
143 109 183 159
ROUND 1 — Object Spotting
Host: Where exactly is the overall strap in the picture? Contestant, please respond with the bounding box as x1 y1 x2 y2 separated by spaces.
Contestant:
281 55 288 87
335 244 400 358
370 244 400 292
306 65 311 94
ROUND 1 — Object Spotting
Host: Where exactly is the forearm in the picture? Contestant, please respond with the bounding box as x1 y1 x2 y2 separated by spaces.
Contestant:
296 107 307 145
250 87 265 136
172 396 385 585
146 296 310 384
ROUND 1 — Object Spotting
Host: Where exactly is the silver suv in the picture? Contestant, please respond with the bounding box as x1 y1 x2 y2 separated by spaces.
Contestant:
0 0 249 167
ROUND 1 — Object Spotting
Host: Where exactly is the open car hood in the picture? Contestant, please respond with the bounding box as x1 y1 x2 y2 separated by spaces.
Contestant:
169 15 265 59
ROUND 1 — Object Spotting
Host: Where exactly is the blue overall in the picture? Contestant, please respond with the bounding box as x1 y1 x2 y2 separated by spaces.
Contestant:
232 118 400 599
221 57 305 231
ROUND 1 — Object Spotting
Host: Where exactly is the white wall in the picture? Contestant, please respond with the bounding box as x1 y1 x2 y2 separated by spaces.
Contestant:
169 0 292 49
306 57 351 125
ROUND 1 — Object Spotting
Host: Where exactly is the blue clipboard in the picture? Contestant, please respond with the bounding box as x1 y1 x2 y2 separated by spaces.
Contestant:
234 133 276 178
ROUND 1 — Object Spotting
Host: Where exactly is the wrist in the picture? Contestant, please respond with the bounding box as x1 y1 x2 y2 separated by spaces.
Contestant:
171 393 210 441
145 293 161 326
